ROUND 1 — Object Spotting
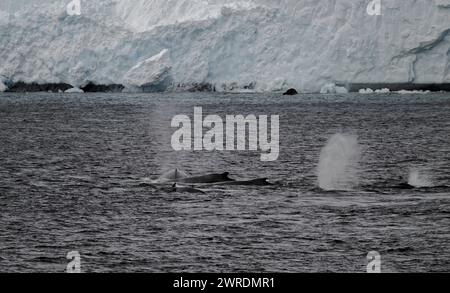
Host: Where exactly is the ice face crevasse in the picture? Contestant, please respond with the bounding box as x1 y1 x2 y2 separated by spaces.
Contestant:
0 0 450 92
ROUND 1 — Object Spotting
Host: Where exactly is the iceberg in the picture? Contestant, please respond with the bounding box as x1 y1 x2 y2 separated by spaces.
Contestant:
358 88 390 94
375 88 391 94
320 83 349 94
359 88 375 94
0 0 450 93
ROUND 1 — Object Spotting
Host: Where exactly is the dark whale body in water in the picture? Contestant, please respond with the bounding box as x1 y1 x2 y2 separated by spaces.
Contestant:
155 169 274 190
395 183 416 190
213 178 273 186
179 172 234 184
157 170 233 184
394 183 449 190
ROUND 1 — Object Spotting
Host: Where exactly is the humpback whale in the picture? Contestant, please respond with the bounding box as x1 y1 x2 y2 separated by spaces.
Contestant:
156 170 234 184
154 169 274 188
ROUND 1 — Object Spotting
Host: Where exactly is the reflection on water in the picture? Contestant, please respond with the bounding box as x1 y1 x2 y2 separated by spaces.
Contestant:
0 92 449 272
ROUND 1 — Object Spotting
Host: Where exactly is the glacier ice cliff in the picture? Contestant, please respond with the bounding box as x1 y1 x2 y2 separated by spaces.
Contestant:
0 80 6 92
123 48 173 91
0 0 450 92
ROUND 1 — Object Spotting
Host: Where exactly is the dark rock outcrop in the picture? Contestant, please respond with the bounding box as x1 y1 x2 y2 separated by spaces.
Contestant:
81 83 124 93
283 88 298 95
6 82 72 92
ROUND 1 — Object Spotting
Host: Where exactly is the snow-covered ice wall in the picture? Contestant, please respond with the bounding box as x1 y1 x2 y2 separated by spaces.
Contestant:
1 0 450 92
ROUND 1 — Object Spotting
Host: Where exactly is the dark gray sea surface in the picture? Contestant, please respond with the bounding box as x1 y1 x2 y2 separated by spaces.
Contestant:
0 92 449 273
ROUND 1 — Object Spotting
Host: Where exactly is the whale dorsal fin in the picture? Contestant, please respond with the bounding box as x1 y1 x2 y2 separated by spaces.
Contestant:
222 172 233 181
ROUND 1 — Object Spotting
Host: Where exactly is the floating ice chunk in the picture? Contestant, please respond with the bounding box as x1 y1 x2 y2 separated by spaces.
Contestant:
359 88 390 94
64 87 84 93
396 90 431 94
320 83 348 94
359 88 374 94
374 88 390 94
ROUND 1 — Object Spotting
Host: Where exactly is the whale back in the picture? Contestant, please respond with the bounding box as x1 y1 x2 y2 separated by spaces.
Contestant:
180 172 234 184
217 178 273 186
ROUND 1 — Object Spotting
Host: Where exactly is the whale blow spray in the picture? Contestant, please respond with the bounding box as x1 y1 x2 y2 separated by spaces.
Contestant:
408 169 433 188
318 133 360 191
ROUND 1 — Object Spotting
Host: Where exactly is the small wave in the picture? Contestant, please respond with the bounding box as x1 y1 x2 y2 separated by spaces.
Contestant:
31 256 64 263
385 246 414 253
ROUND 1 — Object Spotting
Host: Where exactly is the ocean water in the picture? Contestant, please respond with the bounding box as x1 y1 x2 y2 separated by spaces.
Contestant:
0 92 449 273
